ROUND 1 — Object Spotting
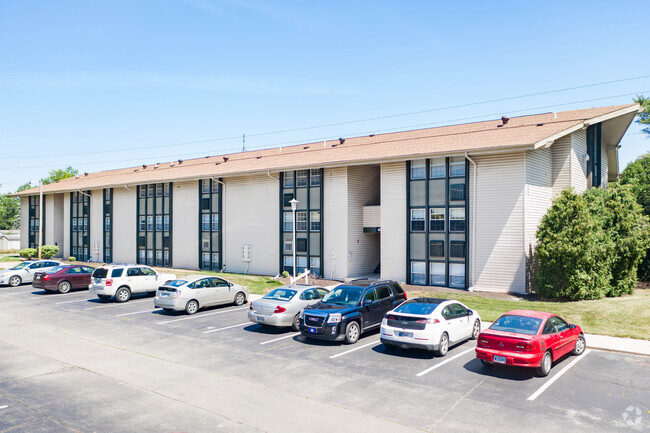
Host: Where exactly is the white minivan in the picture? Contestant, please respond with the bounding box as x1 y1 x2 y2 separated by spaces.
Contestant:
89 264 176 302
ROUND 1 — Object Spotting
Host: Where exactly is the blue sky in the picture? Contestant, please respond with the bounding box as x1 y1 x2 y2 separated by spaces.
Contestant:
1 0 649 193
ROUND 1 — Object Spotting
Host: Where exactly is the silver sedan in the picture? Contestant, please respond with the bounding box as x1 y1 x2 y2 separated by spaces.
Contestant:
0 260 62 287
154 275 249 315
248 285 329 331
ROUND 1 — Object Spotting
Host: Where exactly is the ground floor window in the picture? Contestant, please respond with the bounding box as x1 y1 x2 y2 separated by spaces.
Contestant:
449 263 465 288
410 261 426 285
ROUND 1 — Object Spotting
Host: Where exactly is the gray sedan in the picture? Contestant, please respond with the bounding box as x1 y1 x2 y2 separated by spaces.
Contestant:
0 260 62 287
154 275 249 315
248 285 329 331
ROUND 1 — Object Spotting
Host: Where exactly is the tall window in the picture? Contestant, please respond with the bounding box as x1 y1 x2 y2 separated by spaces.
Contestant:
199 179 222 270
407 157 468 288
280 169 323 278
137 183 172 267
28 195 45 249
103 188 113 263
70 191 90 261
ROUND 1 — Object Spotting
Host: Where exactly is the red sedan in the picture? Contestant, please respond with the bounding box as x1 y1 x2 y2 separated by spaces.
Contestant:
475 310 586 377
33 265 95 294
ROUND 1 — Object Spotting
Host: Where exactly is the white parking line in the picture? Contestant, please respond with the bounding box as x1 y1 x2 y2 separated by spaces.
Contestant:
329 340 380 359
0 405 7 410
157 307 248 325
416 348 474 377
260 333 299 345
84 299 152 310
203 322 248 334
115 309 158 317
56 298 92 305
527 349 591 401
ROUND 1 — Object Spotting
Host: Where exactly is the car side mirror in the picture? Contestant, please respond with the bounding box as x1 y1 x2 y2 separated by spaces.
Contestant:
363 299 372 306
467 309 473 316
229 282 234 287
569 324 576 329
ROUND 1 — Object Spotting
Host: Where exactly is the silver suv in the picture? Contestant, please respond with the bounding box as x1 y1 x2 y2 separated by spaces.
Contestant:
89 264 176 302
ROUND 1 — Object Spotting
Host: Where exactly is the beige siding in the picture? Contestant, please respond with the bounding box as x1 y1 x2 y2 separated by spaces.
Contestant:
20 197 29 250
112 187 137 264
63 194 70 258
323 167 348 280
45 195 55 245
380 162 407 283
172 180 199 270
474 153 525 293
224 174 279 275
601 137 608 188
90 190 103 261
51 194 65 254
347 165 380 277
551 135 572 197
570 129 588 193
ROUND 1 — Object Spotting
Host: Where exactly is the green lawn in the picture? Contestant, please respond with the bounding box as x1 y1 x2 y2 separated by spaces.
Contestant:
170 269 282 294
0 256 20 262
415 289 650 340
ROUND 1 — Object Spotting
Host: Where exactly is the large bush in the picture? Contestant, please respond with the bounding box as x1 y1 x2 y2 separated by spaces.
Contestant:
40 245 59 259
620 152 650 280
535 185 649 300
19 248 37 259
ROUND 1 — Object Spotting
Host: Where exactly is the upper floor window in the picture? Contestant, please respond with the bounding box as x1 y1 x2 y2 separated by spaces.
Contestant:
283 171 295 188
410 208 426 232
450 156 466 177
310 169 322 186
411 160 426 180
296 170 309 187
430 157 445 178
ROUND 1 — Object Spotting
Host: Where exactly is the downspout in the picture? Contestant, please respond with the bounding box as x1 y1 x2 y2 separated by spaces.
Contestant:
465 152 477 291
211 177 226 272
123 185 136 193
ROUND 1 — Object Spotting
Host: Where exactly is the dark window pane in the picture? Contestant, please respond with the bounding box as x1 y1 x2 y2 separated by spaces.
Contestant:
450 241 465 258
296 238 307 252
450 183 465 201
283 193 294 207
429 240 444 258
201 198 210 210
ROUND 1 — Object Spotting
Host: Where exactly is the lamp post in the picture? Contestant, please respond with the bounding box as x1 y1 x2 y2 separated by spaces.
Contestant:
289 198 298 279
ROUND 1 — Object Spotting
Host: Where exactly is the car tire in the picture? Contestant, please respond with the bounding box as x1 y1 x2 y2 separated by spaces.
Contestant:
536 351 553 377
185 300 199 315
344 321 360 344
8 275 22 287
470 319 481 340
57 281 72 294
98 294 111 301
571 334 586 356
435 332 449 357
233 292 246 306
291 313 301 332
115 287 131 303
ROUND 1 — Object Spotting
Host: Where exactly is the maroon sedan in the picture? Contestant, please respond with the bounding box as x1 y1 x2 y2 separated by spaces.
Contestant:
475 310 586 377
33 265 95 294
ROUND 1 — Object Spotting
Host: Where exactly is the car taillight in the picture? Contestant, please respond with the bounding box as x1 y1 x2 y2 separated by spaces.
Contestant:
416 319 427 324
172 291 181 299
515 342 536 350
274 305 286 314
106 279 113 286
479 339 489 344
404 293 408 300
427 318 440 324
249 304 253 310
387 315 396 321
43 275 50 281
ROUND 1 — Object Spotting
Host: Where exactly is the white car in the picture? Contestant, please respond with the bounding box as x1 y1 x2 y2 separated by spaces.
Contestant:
380 298 481 356
154 275 249 314
0 260 62 287
89 264 176 302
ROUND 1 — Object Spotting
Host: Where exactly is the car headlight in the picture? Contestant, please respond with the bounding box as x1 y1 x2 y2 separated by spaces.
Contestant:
327 313 342 323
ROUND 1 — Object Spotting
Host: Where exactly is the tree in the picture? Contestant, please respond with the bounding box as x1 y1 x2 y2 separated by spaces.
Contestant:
40 166 78 185
620 152 650 280
634 95 650 136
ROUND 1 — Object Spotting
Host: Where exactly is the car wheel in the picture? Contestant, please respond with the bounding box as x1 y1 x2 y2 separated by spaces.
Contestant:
98 294 111 301
435 332 449 357
470 319 481 340
571 335 586 356
185 300 199 315
233 292 246 306
115 287 131 303
344 321 360 344
536 351 553 377
8 275 22 287
57 281 72 294
291 313 301 332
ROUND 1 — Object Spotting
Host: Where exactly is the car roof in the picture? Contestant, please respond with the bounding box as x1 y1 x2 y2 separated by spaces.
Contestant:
338 279 399 288
403 297 450 305
175 275 227 282
501 310 555 320
274 284 324 292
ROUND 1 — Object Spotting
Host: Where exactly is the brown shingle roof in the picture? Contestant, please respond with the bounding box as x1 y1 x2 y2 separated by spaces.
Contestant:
14 104 639 196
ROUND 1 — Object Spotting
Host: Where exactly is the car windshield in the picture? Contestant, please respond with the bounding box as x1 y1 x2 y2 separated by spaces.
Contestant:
264 288 297 301
45 266 66 274
321 286 364 307
394 302 439 315
490 315 542 335
166 280 187 288
10 263 29 270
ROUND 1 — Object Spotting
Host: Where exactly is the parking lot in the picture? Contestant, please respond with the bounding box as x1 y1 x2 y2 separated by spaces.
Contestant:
0 285 648 433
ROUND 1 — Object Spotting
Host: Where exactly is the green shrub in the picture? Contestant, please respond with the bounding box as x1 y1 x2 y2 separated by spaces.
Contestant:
19 248 37 259
620 152 650 281
535 185 649 300
40 245 59 259
69 256 77 262
281 271 289 278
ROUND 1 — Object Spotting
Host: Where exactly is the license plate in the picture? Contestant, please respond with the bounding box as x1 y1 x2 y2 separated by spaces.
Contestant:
307 327 317 334
161 292 169 297
397 331 413 338
493 355 507 364
257 317 265 323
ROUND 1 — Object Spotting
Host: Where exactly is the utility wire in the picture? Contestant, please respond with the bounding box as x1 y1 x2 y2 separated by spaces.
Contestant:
3 75 649 160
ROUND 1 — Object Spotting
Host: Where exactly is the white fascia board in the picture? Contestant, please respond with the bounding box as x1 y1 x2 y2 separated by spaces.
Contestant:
582 104 641 127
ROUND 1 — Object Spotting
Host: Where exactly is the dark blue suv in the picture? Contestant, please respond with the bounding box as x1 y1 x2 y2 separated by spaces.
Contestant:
300 280 407 344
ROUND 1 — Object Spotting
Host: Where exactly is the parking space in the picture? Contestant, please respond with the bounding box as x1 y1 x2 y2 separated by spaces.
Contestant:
0 284 647 432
